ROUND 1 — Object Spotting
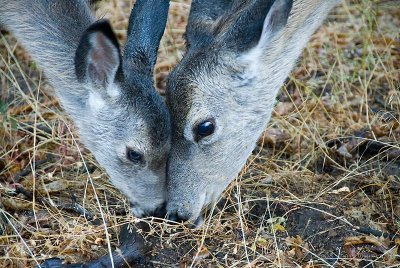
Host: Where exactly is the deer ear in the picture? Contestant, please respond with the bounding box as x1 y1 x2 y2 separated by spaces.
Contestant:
75 20 121 94
218 0 293 52
260 0 293 43
185 0 232 48
123 0 169 76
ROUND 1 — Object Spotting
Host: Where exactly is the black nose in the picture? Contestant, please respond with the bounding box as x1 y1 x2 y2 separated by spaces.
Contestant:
167 211 190 223
151 202 167 218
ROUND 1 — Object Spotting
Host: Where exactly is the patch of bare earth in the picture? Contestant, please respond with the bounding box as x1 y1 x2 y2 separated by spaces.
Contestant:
0 0 399 267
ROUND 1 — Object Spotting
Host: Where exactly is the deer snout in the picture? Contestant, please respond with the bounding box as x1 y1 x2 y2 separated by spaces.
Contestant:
166 201 196 223
167 210 204 228
152 202 167 218
166 191 206 226
167 211 190 223
130 201 167 218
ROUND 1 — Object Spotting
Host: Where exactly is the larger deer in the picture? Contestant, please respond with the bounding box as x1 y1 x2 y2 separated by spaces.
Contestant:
166 0 341 223
0 0 171 217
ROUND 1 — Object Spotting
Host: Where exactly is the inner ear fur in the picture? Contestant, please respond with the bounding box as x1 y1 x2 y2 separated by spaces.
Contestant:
75 19 122 90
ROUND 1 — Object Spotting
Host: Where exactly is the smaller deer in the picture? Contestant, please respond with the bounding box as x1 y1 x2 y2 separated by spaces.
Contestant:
0 0 171 217
166 0 340 223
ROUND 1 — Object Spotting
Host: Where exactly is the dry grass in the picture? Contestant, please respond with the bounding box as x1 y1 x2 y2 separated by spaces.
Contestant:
0 0 399 267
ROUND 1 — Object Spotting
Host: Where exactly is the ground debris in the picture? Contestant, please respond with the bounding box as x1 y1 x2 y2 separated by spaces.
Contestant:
0 0 399 267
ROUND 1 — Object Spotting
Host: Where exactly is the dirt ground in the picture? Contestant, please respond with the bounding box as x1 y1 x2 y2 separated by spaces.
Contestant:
0 0 399 267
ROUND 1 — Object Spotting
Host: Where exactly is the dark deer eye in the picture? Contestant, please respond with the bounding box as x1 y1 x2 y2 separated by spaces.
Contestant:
126 149 143 164
195 119 215 141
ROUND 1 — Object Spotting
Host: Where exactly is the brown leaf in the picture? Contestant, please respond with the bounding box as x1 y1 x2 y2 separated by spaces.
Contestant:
259 129 291 146
2 197 32 211
336 144 353 158
274 102 294 116
344 236 388 249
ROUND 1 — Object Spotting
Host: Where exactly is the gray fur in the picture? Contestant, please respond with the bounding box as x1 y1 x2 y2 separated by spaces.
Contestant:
166 0 340 222
0 0 170 217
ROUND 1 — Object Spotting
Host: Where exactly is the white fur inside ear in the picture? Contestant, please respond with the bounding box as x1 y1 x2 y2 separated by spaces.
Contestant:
107 83 121 98
239 0 291 74
88 91 106 112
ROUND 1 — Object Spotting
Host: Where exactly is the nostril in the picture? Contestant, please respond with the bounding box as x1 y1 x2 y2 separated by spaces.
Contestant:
167 212 179 223
167 212 189 223
152 202 167 218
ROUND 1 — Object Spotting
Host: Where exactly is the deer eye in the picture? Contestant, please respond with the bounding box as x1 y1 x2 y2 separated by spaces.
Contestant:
126 148 143 164
194 119 215 141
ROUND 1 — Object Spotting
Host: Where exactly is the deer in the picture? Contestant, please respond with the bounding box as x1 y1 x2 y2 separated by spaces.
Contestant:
165 0 341 223
0 0 171 218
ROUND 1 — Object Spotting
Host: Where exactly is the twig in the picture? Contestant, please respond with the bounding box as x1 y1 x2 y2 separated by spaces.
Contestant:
355 226 399 240
14 154 55 183
38 223 149 268
58 190 94 221
14 185 95 221
15 185 49 206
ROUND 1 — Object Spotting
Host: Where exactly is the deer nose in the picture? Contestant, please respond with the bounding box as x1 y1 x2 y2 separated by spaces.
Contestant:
151 202 167 218
167 211 190 223
167 212 204 228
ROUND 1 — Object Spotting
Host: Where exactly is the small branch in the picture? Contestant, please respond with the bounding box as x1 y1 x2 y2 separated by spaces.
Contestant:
355 226 398 240
38 223 149 268
14 154 55 183
58 190 94 221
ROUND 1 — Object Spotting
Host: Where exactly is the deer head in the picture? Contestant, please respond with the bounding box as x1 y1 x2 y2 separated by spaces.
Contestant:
0 0 171 217
166 0 340 222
